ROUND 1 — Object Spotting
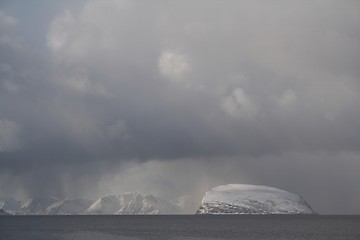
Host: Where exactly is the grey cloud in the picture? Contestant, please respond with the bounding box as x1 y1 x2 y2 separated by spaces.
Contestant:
0 120 21 151
0 1 360 214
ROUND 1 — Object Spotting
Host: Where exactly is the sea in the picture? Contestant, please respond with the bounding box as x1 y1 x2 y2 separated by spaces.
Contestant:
1 215 359 240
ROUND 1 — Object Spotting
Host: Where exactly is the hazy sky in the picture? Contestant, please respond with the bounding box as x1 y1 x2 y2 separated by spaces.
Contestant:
0 0 359 214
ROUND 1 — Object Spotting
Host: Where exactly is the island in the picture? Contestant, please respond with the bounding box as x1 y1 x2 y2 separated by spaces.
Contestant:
196 184 316 214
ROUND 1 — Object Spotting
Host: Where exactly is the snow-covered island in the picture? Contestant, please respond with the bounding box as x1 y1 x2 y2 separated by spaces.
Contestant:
196 184 316 215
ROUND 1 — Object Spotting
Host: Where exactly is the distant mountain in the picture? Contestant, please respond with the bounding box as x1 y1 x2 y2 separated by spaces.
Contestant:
86 192 182 215
2 192 185 215
116 192 181 214
196 184 316 215
21 197 58 214
85 195 121 214
45 199 94 215
0 197 21 214
0 209 11 215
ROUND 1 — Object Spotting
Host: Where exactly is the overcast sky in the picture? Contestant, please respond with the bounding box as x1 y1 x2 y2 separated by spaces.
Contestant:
0 0 359 214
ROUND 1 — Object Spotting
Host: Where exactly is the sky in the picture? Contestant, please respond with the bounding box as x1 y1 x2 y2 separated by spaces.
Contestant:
0 0 359 214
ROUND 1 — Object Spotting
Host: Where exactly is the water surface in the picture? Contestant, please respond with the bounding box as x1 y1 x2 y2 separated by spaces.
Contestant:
1 215 359 240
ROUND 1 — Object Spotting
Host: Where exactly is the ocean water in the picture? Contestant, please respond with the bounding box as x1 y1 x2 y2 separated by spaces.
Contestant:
0 215 359 240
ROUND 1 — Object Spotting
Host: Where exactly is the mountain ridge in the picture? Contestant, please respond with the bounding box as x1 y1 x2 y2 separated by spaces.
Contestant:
1 192 183 215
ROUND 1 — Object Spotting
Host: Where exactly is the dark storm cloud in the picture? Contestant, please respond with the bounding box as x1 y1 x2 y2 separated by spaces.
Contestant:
0 1 360 214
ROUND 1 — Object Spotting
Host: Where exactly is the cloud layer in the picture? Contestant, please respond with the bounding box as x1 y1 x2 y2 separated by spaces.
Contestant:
0 0 360 214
